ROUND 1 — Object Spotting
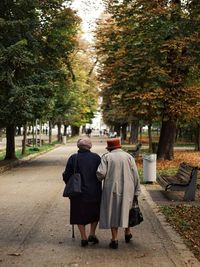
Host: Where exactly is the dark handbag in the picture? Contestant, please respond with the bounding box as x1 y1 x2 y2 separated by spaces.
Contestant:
128 199 143 227
63 154 82 198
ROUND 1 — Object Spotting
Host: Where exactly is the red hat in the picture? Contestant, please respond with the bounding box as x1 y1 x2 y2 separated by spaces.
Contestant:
106 138 121 150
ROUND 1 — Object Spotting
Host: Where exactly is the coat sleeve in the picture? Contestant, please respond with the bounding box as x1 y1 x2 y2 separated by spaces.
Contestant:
62 156 74 184
96 155 108 181
131 158 141 196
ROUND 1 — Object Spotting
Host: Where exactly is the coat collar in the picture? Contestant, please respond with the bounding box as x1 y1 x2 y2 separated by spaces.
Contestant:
110 148 123 153
78 149 91 153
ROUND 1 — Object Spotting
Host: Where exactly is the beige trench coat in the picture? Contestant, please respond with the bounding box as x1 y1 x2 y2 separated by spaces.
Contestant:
96 149 141 229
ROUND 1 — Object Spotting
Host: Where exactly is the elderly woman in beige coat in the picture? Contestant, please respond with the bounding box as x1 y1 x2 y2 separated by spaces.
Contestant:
96 138 141 249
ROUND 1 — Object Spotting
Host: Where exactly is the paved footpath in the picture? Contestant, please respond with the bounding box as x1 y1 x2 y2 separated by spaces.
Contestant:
0 137 199 267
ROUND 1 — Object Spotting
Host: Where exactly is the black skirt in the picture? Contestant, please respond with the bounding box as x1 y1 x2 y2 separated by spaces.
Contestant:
70 197 100 225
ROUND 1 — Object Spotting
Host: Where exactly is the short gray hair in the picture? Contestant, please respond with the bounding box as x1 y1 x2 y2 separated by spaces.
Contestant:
77 138 92 150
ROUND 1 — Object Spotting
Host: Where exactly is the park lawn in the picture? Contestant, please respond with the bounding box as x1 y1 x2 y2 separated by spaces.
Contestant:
0 142 59 162
161 205 200 262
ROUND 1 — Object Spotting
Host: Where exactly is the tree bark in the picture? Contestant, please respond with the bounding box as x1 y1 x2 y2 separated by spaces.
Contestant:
22 124 27 155
49 121 52 144
71 125 79 137
121 123 127 143
129 121 139 144
0 128 3 142
157 119 177 160
32 123 35 146
57 122 62 142
5 125 17 160
139 125 142 143
63 125 67 136
148 124 152 153
39 120 42 146
35 120 38 146
194 123 200 151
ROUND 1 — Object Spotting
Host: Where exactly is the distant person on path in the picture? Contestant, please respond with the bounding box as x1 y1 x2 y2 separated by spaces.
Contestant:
86 128 92 137
96 138 141 249
63 138 102 247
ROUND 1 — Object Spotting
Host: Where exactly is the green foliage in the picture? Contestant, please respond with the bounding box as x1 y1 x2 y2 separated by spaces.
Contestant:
96 0 200 127
0 0 78 128
50 37 99 128
0 0 88 158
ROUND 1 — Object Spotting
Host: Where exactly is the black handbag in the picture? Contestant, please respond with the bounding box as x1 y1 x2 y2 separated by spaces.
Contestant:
63 154 82 198
128 199 144 227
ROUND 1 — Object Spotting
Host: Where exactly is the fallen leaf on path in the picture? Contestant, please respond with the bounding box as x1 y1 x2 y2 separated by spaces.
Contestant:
135 253 146 258
8 253 21 256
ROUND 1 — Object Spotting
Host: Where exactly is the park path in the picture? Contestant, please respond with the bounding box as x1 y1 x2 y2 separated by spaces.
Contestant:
0 137 199 267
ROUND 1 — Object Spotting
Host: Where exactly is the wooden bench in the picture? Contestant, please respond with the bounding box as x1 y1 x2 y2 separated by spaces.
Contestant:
127 143 142 157
157 162 199 201
23 138 45 146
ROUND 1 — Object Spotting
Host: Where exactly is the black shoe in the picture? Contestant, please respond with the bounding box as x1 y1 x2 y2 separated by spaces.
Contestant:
88 235 99 244
81 240 88 247
125 234 133 243
109 240 118 249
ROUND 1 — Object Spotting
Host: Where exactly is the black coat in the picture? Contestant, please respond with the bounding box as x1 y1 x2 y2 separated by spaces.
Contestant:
63 149 102 202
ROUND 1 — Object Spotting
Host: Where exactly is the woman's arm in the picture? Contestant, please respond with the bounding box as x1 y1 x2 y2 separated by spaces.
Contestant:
96 155 108 181
62 156 74 184
131 158 141 196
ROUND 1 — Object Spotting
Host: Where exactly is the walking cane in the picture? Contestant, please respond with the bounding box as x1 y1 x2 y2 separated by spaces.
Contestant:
72 224 75 238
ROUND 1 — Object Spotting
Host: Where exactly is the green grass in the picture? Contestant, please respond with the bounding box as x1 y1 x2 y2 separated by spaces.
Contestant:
0 149 6 160
0 142 59 161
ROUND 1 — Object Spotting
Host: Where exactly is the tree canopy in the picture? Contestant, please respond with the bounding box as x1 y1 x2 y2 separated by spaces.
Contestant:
95 0 200 159
0 0 99 159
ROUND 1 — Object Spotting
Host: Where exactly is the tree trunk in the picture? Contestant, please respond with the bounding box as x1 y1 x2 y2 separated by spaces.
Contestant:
71 125 79 137
194 123 200 151
0 128 3 142
129 121 139 144
139 125 142 142
114 125 120 136
49 121 52 144
148 124 152 153
32 123 35 146
22 124 27 155
35 119 38 146
121 124 127 143
64 125 67 136
82 125 86 134
5 125 17 160
39 120 42 146
157 119 177 160
57 122 62 142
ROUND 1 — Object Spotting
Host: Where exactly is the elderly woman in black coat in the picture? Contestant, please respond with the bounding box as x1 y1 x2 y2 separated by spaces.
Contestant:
63 138 102 247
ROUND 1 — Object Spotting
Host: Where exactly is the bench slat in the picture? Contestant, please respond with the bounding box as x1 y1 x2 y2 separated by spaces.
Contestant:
176 163 193 183
157 175 188 187
156 162 198 201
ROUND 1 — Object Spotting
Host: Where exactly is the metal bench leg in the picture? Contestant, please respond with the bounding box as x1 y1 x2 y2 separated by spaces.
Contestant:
183 169 198 201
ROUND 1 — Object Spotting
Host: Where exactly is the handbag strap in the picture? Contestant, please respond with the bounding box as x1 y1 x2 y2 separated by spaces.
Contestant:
73 153 78 173
133 196 139 207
